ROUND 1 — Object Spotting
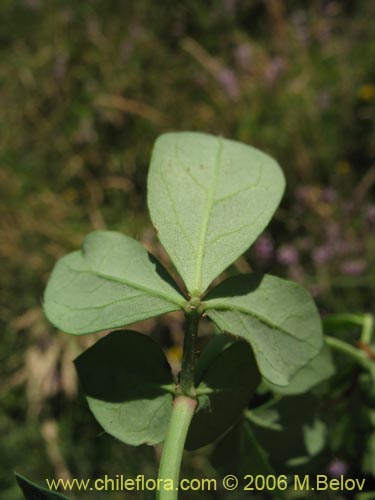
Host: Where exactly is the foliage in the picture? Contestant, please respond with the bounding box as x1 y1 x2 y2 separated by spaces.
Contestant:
17 131 347 500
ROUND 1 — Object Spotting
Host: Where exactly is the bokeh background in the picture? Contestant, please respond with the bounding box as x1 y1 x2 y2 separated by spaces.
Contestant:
1 1 374 499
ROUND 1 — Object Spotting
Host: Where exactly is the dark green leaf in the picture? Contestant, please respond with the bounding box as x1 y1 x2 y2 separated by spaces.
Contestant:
75 330 174 446
265 343 335 395
15 473 71 500
185 336 261 450
148 132 285 295
44 230 186 335
246 395 327 468
204 274 323 386
211 420 275 476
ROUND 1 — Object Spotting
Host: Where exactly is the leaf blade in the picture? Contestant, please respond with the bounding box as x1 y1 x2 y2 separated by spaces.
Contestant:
246 395 328 469
75 330 174 446
148 132 285 294
265 343 335 395
44 231 186 335
204 274 323 386
15 473 71 500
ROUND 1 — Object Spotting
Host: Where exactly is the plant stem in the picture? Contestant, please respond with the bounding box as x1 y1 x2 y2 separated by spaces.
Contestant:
156 396 197 500
179 309 200 396
361 313 374 344
156 305 200 499
326 335 371 369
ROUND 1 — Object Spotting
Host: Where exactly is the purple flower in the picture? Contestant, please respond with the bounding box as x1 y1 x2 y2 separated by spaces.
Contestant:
234 43 252 69
313 246 333 265
264 57 286 84
340 259 367 276
216 68 240 100
328 459 348 477
277 245 299 266
254 233 274 260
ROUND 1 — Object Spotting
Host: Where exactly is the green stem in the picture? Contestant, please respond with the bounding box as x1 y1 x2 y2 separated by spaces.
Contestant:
179 309 199 396
361 313 374 344
156 396 197 500
326 335 371 369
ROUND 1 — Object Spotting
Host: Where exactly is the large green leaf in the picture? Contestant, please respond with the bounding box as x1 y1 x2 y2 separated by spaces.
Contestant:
265 343 335 395
211 420 276 477
246 394 328 469
185 335 261 450
148 132 285 295
75 330 174 446
15 473 71 500
204 274 323 386
44 230 186 335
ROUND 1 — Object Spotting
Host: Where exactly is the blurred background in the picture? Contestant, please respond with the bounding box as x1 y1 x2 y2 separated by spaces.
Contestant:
0 1 374 499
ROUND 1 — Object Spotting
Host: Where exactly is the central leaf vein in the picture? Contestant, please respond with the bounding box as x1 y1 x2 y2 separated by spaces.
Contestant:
64 260 185 308
194 137 223 293
207 303 319 348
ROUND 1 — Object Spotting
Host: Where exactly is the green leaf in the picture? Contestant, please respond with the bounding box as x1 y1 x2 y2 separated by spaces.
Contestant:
15 473 71 500
44 230 186 335
211 421 286 498
265 343 335 395
148 132 285 295
75 330 174 446
185 335 261 450
204 274 323 386
246 395 327 469
211 420 276 477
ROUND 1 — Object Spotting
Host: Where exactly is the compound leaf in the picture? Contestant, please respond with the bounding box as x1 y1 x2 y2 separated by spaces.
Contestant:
204 274 323 386
15 473 71 500
44 230 186 335
75 330 174 446
148 132 285 295
185 335 261 450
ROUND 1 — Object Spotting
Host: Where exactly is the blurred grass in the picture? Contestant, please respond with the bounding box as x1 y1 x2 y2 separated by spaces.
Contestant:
0 1 374 498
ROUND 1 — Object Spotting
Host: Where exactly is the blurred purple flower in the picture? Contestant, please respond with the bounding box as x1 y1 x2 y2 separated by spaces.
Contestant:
328 458 348 477
340 259 367 276
313 246 333 265
277 245 299 266
264 57 286 84
217 68 240 100
254 233 274 260
295 185 312 203
234 43 252 69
